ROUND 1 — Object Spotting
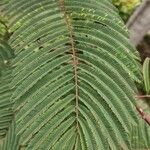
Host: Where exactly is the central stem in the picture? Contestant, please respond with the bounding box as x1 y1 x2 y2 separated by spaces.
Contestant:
59 0 79 131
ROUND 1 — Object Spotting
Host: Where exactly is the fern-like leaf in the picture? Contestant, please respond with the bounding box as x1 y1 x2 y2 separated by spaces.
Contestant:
0 0 145 149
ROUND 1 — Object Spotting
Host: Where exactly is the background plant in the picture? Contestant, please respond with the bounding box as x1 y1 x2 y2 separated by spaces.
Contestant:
113 0 141 21
143 57 150 94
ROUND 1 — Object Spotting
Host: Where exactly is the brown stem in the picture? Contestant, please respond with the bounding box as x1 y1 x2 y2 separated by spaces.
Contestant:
136 106 150 125
59 0 79 132
135 95 150 98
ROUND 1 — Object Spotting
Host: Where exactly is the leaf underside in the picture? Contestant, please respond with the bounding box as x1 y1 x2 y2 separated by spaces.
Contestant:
0 0 149 149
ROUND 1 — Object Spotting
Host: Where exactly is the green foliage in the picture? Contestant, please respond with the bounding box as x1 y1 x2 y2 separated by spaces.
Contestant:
113 0 141 21
0 18 7 39
130 120 150 149
0 25 14 150
0 20 14 139
0 0 149 149
0 24 5 38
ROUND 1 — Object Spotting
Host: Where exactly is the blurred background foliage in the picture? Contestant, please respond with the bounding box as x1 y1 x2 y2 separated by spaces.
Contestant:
113 0 141 21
